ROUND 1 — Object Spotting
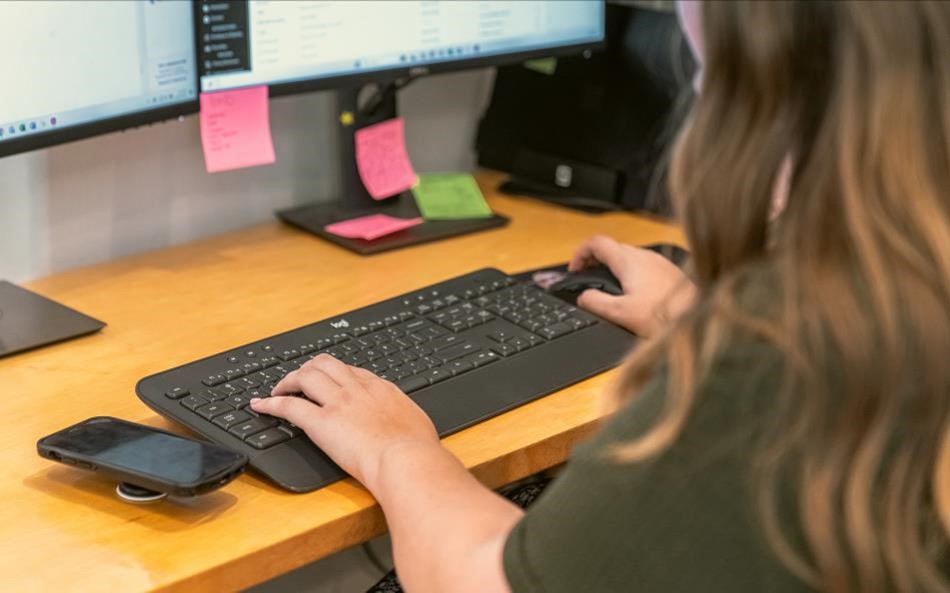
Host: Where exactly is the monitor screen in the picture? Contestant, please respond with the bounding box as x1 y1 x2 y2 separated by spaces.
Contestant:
0 0 197 156
198 0 604 93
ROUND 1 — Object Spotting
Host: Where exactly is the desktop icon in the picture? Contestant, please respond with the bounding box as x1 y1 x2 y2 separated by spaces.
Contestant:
19 123 26 132
50 117 57 125
30 122 37 130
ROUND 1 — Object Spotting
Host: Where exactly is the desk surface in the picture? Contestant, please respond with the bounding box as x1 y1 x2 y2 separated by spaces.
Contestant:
0 171 683 591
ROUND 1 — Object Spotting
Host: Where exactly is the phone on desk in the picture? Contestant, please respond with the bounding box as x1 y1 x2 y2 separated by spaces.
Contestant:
37 416 248 497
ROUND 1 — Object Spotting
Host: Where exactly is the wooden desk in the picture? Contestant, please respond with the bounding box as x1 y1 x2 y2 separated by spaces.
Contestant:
1 171 681 591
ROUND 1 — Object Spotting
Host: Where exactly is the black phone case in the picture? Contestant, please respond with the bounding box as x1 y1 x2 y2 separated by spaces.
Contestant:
36 416 248 497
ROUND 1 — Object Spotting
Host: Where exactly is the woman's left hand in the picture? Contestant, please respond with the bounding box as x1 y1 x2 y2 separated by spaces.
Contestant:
249 354 440 491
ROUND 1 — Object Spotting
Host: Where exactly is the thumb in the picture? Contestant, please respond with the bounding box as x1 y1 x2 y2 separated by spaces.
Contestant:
576 289 626 326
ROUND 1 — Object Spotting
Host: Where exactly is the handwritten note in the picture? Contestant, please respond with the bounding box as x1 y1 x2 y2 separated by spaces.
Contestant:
412 173 493 219
354 118 417 200
199 86 275 173
324 214 424 241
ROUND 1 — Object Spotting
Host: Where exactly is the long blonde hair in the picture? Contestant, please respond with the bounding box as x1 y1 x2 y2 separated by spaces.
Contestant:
614 2 950 591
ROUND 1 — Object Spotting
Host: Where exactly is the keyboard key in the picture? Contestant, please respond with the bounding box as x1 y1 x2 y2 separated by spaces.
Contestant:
422 368 452 384
246 428 291 449
341 353 366 366
201 374 227 387
164 387 190 399
390 365 413 379
538 322 574 340
213 410 251 430
219 383 245 396
491 343 518 357
278 349 300 361
229 417 276 440
446 359 474 376
224 368 245 380
436 342 478 363
225 394 252 409
488 329 517 343
429 334 465 351
508 337 534 352
236 377 261 390
259 356 280 368
199 387 228 401
396 375 429 393
196 402 234 420
299 343 318 355
278 422 305 439
464 350 500 368
180 394 208 411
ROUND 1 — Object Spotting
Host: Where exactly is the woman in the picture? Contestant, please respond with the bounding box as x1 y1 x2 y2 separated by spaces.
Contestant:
251 1 950 591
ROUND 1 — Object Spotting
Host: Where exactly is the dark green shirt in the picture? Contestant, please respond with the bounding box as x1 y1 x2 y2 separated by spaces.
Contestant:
503 341 812 592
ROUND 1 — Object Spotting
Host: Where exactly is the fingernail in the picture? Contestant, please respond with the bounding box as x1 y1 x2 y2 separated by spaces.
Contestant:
250 398 261 405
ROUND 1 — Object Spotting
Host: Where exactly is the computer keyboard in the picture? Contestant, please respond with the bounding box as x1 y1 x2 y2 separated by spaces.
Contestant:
136 268 636 492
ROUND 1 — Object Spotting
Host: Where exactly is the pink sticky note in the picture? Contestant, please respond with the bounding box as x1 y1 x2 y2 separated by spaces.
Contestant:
354 117 418 200
200 86 276 173
324 214 424 241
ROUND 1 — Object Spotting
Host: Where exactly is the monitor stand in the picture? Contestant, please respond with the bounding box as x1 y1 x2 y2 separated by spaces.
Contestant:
276 85 508 255
498 177 623 215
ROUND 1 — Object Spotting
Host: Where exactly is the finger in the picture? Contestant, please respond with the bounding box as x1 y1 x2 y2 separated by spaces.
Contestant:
250 395 323 428
576 289 627 326
271 367 339 406
302 353 362 390
568 235 624 274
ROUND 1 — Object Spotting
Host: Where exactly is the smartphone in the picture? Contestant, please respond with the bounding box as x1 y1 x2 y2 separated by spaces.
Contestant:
37 416 248 497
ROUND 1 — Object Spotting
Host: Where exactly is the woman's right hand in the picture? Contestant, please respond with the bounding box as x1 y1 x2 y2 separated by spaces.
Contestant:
568 235 696 339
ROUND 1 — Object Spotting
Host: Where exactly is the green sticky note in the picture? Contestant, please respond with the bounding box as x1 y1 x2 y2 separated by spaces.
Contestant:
412 173 493 220
523 57 557 76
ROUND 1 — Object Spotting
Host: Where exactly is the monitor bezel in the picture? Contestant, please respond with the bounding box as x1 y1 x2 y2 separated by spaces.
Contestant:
0 4 200 160
0 101 199 159
194 0 606 98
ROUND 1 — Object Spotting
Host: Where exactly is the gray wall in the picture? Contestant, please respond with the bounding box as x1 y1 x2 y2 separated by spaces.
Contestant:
0 68 495 283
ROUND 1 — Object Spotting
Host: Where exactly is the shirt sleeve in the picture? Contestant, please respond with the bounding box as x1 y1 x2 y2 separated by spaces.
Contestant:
502 344 803 593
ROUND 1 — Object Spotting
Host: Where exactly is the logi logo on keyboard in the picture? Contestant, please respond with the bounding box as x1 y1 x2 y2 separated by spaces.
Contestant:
330 319 350 329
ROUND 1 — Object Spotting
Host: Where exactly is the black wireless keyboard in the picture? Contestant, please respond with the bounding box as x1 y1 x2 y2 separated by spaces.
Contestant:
136 268 636 492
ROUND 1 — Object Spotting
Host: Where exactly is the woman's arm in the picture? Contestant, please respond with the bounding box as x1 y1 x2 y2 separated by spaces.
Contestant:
249 355 521 593
373 439 522 593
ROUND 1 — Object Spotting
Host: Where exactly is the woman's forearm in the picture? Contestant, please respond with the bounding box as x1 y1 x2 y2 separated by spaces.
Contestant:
369 439 524 593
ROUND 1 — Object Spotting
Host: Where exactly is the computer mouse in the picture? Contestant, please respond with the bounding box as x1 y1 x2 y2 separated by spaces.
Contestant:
548 265 623 305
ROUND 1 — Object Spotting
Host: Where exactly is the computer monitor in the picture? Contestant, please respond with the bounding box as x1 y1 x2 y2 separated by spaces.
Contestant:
0 0 198 158
0 0 198 355
196 0 605 254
